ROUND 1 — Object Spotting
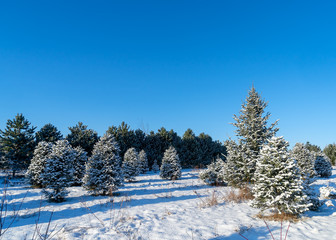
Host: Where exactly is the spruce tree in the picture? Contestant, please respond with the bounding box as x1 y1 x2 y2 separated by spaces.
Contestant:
41 140 75 202
160 146 182 180
291 143 316 184
26 141 53 188
83 134 123 195
138 150 148 174
252 137 310 215
36 123 63 144
0 114 36 176
73 146 88 186
122 148 139 181
66 122 99 156
314 152 332 178
230 87 278 183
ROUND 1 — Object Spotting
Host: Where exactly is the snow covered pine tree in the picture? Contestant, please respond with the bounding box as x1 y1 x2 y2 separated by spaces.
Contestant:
199 158 227 186
138 150 149 174
122 147 139 181
41 140 75 202
252 137 311 215
83 134 123 195
291 143 316 184
73 146 88 186
26 141 53 188
160 146 182 180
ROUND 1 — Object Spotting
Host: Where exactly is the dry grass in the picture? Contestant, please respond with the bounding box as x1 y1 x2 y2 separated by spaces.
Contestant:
195 190 220 208
223 185 254 203
256 212 300 222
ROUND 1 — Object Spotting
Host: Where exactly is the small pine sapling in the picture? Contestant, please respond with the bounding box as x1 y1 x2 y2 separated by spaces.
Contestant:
152 159 159 173
160 146 182 180
122 148 139 181
199 159 227 186
138 150 149 174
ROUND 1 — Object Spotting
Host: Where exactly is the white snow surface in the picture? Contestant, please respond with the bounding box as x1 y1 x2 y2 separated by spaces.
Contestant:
2 168 336 239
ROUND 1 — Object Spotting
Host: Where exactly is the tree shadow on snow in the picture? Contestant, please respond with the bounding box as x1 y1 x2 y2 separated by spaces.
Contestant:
209 225 277 240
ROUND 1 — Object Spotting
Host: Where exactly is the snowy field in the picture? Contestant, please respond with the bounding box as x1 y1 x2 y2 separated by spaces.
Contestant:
2 168 336 240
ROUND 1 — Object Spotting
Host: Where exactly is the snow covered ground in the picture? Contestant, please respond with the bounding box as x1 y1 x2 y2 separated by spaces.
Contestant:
1 168 336 240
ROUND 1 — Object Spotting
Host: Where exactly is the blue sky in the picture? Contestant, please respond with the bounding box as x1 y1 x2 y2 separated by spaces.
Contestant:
0 1 335 148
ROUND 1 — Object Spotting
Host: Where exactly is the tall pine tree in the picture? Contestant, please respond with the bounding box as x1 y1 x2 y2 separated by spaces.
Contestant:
36 123 63 144
0 114 36 176
66 122 99 156
230 87 278 183
180 129 200 168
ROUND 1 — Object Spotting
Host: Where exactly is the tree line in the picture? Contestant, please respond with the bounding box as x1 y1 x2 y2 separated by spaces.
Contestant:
0 116 226 177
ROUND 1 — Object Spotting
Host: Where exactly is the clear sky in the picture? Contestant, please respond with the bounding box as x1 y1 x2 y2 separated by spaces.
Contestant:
0 1 335 148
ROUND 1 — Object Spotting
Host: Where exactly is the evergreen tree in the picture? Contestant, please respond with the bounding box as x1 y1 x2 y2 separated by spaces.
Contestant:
152 159 159 172
122 148 139 181
146 127 182 168
41 140 75 202
323 143 336 165
143 131 161 169
138 150 148 174
305 142 321 153
199 159 227 186
83 134 123 195
197 133 227 166
106 122 136 160
314 152 332 177
230 87 278 183
0 114 36 176
180 129 201 167
160 146 182 180
26 141 53 188
224 140 249 185
36 123 63 144
252 137 310 215
66 122 99 156
73 146 88 186
291 143 316 184
133 129 146 151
